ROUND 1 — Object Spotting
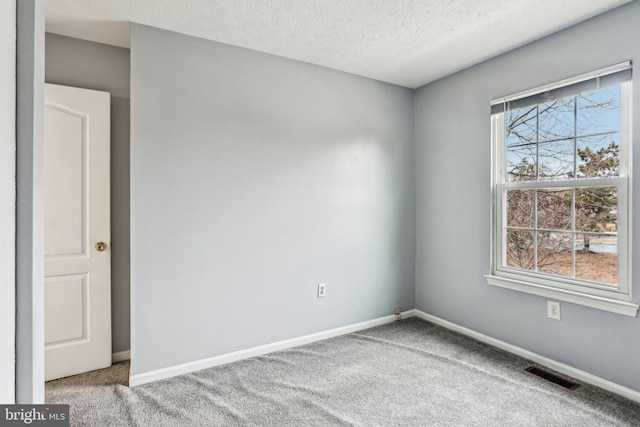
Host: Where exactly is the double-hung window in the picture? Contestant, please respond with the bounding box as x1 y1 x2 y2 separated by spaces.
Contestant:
486 62 638 316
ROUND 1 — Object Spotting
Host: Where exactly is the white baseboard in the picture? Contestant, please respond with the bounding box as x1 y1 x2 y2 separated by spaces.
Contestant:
413 310 640 404
112 350 130 363
129 308 640 404
129 312 406 387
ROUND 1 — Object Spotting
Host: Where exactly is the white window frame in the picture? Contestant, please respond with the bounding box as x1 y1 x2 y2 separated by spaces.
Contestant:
485 62 638 317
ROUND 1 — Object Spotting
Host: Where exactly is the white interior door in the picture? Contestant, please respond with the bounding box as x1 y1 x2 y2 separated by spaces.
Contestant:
44 83 111 381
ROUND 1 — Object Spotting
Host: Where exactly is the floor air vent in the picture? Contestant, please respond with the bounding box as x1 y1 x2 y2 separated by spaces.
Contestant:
525 366 580 390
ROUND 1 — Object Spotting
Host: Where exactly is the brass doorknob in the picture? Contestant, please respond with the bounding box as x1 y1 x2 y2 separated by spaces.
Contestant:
95 242 108 252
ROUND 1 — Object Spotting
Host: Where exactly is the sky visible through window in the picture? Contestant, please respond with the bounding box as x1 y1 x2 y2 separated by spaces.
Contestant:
506 86 620 182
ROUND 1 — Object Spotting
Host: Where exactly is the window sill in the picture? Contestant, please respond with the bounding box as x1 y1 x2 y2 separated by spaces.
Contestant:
485 274 639 317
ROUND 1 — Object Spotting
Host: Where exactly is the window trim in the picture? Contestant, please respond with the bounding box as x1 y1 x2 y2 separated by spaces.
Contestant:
487 63 638 317
484 274 638 317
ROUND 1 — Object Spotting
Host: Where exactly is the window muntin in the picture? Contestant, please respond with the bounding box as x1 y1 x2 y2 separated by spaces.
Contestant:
491 65 631 301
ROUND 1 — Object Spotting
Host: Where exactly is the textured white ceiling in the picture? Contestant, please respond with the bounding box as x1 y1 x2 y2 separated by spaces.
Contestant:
45 0 631 88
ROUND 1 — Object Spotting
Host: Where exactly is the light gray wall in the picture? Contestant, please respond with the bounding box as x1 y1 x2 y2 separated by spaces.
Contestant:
415 1 640 392
45 33 131 354
130 24 415 375
16 0 45 404
0 0 16 404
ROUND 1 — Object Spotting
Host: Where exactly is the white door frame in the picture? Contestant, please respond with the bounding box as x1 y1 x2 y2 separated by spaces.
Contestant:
15 0 45 404
0 0 17 405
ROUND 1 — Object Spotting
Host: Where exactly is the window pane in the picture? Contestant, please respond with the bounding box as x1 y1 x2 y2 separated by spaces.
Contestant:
575 234 617 285
506 146 536 182
577 86 620 136
575 187 617 232
539 98 575 142
537 231 572 276
576 134 620 179
506 229 534 271
506 190 534 228
537 189 571 230
538 139 574 180
506 106 537 147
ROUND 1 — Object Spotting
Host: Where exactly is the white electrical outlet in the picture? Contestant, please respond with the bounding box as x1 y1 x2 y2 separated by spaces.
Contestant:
318 283 326 298
547 301 561 320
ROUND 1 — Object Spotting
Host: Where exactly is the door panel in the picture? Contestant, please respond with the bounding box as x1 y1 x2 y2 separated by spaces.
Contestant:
44 83 111 381
44 275 86 344
44 106 85 257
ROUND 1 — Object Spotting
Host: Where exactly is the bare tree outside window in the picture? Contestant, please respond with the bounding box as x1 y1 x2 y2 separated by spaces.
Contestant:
504 86 619 285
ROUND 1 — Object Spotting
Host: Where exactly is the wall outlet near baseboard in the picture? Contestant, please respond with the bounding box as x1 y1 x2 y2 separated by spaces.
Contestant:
318 283 326 298
547 301 561 320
